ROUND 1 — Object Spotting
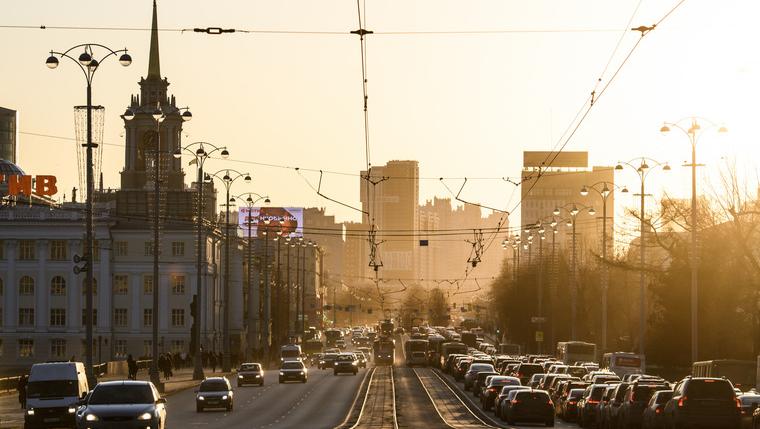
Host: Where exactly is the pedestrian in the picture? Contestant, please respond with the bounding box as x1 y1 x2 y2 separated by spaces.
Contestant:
210 353 217 373
127 354 137 380
17 375 28 409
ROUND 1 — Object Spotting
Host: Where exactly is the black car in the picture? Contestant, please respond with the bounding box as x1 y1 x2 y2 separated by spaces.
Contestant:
504 389 554 427
514 363 544 385
279 360 308 383
561 388 585 422
472 371 499 397
578 384 608 428
481 376 520 411
334 353 359 375
319 353 339 370
642 390 672 429
75 381 166 429
617 383 669 429
739 394 760 429
196 377 234 412
664 377 740 429
236 362 264 386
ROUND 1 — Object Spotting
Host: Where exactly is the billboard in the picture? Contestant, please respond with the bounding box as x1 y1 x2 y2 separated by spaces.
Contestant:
238 207 303 238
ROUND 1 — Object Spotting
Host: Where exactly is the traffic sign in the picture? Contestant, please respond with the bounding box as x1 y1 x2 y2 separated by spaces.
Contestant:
531 316 547 324
535 331 544 342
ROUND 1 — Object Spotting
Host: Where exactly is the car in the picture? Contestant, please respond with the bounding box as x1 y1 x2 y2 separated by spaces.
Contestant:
196 377 234 412
280 360 308 383
663 377 740 429
496 385 531 420
354 352 368 368
27 362 90 429
336 339 347 349
594 385 617 429
529 373 547 389
578 384 609 428
503 389 554 427
753 405 760 429
561 388 585 422
319 353 339 370
334 353 359 375
75 380 166 428
473 371 499 397
236 362 264 386
738 394 760 429
481 376 520 411
617 382 670 429
642 390 673 429
514 363 545 385
464 363 496 391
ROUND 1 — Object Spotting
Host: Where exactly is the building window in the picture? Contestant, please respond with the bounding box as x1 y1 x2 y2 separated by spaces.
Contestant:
170 340 185 354
113 275 128 295
171 241 185 257
18 339 34 358
50 240 67 261
18 240 35 260
113 308 128 328
0 277 3 295
19 276 34 295
49 308 66 327
51 339 66 358
171 309 184 327
82 278 98 295
144 241 154 256
143 275 153 295
114 241 128 257
143 308 153 327
18 308 34 326
82 309 97 327
171 275 185 295
143 340 152 358
114 339 127 358
50 276 66 296
0 240 4 259
0 339 3 357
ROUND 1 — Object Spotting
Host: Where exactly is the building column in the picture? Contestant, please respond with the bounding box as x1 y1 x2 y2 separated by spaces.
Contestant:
4 240 17 329
159 273 169 332
68 240 81 330
35 240 48 329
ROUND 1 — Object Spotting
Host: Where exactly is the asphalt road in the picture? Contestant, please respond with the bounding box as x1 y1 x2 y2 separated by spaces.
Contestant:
165 363 368 429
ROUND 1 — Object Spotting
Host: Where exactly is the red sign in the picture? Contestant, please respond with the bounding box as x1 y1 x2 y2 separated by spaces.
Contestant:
0 175 58 196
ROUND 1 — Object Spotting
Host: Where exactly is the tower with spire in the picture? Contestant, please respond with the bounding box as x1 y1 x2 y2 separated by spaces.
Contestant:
120 0 185 192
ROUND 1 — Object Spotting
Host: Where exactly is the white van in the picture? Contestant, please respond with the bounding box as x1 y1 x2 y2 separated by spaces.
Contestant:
25 362 89 429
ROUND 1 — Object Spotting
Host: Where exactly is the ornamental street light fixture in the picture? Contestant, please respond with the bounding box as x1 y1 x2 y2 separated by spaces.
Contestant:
579 181 628 354
46 43 131 384
173 142 228 380
615 157 670 357
210 169 251 372
660 117 726 363
553 203 595 340
125 102 191 387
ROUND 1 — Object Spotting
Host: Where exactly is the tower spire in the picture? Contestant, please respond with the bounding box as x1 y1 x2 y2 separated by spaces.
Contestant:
147 0 161 79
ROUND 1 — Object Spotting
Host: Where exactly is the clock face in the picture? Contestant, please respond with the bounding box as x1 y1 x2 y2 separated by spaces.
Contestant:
137 130 158 170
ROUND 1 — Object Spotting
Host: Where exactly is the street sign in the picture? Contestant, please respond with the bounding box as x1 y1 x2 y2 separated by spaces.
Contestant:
535 331 544 342
531 316 547 324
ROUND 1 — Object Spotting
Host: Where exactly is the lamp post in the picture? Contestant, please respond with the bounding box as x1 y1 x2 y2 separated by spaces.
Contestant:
615 158 669 356
302 240 315 338
46 44 132 384
173 142 228 380
124 100 191 386
230 192 269 362
580 181 628 354
660 118 726 363
210 169 251 372
553 203 596 340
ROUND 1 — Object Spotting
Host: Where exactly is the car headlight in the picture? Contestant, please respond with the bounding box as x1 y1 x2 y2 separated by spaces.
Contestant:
352 362 358 366
26 409 35 416
137 412 152 421
198 396 205 401
68 407 77 414
85 414 99 422
279 372 284 376
238 375 243 378
222 395 228 400
255 374 261 378
299 371 305 375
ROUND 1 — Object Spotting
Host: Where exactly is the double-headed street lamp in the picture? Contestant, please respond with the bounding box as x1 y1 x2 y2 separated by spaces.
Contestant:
210 169 251 372
553 203 596 340
660 118 726 363
46 43 132 384
580 181 628 354
173 142 228 380
125 102 191 387
231 192 269 361
615 158 670 356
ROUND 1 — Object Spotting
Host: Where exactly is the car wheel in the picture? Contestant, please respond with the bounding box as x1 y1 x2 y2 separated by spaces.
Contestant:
196 405 203 413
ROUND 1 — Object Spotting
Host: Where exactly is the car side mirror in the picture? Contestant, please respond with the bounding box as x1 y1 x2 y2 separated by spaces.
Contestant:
156 397 167 404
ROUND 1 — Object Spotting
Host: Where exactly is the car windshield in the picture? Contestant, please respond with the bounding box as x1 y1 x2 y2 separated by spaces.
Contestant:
337 355 355 362
655 391 673 404
240 364 260 371
26 380 78 399
470 364 494 372
740 395 760 406
685 380 735 400
89 385 154 405
199 380 229 392
282 362 304 370
569 389 584 399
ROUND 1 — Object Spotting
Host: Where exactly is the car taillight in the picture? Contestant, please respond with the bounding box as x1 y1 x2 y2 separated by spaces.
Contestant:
568 401 577 405
517 373 523 377
655 407 662 414
677 396 687 408
511 399 520 404
489 387 498 393
588 400 599 405
548 400 554 406
735 398 741 409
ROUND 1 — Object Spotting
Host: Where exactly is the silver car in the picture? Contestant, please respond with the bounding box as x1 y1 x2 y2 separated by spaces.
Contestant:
75 381 166 429
464 363 495 390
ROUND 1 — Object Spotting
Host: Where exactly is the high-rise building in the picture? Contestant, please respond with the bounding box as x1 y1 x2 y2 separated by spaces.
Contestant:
0 107 17 163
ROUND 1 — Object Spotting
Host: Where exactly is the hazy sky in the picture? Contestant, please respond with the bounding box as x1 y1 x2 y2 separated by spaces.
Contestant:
3 0 758 231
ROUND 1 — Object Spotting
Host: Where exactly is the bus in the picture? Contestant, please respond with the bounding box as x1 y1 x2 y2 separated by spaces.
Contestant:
303 339 323 357
440 342 468 367
373 338 395 365
692 359 756 390
280 344 302 362
426 335 446 367
601 352 645 377
325 328 343 347
557 341 597 365
404 339 429 366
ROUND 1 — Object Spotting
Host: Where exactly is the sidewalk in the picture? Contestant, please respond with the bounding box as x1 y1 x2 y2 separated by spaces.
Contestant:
0 366 221 429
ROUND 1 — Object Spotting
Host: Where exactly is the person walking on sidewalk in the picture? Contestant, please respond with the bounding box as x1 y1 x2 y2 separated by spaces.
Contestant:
17 375 28 409
127 354 138 380
209 353 217 373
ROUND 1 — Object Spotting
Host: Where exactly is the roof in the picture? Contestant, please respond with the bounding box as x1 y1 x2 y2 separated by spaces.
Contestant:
0 159 25 175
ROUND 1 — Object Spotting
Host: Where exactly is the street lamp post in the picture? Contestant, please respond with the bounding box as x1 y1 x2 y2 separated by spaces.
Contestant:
210 169 251 372
553 203 596 341
615 158 669 356
173 142 228 380
580 182 628 354
660 118 726 363
46 44 132 384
